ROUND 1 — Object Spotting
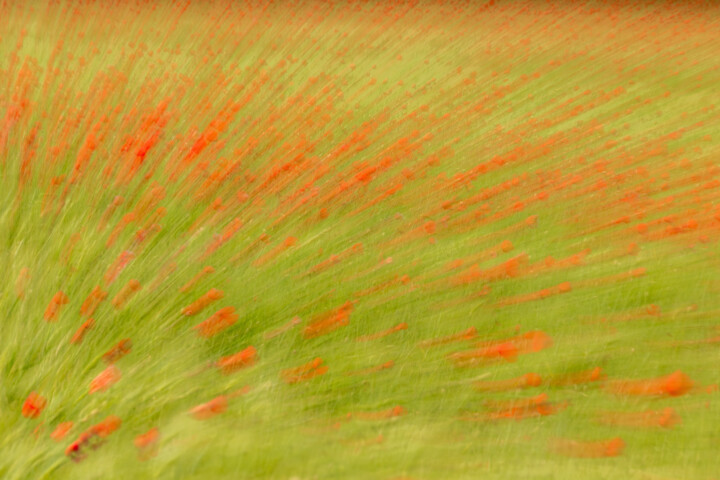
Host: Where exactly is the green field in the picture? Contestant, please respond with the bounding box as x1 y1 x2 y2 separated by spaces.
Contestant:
1 1 719 478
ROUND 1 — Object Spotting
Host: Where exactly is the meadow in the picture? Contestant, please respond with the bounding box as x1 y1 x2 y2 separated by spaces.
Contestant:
1 0 719 478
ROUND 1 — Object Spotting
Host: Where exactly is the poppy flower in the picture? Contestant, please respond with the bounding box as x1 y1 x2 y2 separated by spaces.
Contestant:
89 365 122 394
22 392 47 419
51 422 73 441
190 396 228 420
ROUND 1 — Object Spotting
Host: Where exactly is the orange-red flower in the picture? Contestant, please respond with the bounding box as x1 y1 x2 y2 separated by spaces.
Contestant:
65 416 121 462
111 279 142 309
216 346 257 374
193 306 238 338
71 318 95 345
80 286 107 317
89 365 122 394
22 392 47 419
91 415 122 437
44 290 69 322
134 427 160 460
303 301 353 339
281 358 328 384
190 396 228 420
51 422 73 441
596 407 680 429
604 370 693 397
102 338 132 364
181 288 224 316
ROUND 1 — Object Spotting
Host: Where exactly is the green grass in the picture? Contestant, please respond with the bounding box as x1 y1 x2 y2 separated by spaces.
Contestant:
1 0 719 478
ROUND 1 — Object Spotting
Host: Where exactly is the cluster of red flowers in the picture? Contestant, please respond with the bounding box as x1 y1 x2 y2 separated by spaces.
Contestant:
7 0 719 472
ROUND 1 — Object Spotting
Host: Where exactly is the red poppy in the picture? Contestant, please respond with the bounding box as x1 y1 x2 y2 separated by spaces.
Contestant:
190 396 228 420
51 422 73 441
22 392 47 419
89 365 122 394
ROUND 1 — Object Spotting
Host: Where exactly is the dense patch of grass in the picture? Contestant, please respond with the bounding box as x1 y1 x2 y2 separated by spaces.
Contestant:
1 1 719 478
